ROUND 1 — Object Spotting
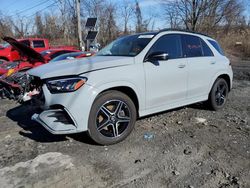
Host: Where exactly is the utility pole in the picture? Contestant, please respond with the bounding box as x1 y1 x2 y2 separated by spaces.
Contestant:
76 0 84 51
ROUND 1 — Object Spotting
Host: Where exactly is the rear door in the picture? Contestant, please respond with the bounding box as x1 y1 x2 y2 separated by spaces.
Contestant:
182 34 215 99
144 34 188 109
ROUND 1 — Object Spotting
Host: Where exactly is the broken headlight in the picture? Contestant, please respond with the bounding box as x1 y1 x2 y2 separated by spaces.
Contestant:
46 77 87 93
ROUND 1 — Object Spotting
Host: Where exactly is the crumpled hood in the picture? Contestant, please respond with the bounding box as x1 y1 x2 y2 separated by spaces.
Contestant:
2 37 45 63
28 56 134 79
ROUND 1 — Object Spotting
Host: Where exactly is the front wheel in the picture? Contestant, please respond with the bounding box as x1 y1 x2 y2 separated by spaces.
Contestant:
88 90 136 145
208 78 229 111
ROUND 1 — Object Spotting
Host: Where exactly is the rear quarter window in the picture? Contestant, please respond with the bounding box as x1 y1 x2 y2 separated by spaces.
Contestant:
208 40 224 56
201 39 213 57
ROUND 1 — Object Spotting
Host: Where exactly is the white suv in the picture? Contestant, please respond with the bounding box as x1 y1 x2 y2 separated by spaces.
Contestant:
29 29 233 145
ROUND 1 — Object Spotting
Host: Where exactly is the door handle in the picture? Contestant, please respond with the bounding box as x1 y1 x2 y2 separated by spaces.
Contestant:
178 64 186 68
210 61 216 65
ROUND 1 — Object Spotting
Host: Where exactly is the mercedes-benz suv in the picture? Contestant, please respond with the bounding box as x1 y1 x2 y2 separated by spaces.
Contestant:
28 29 233 145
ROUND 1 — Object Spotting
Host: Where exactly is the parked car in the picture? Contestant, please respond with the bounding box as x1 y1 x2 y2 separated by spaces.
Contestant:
0 37 80 100
0 37 80 76
28 29 233 145
49 51 93 63
0 37 77 62
41 49 81 62
0 38 50 62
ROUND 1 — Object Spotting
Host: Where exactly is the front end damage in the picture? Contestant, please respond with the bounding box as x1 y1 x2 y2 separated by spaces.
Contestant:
0 73 43 102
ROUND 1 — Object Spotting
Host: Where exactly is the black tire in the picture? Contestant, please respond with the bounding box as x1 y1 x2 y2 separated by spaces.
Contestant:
88 90 136 145
208 78 229 111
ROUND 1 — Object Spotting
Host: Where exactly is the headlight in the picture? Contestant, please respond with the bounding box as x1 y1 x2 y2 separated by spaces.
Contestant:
46 77 87 93
2 62 18 69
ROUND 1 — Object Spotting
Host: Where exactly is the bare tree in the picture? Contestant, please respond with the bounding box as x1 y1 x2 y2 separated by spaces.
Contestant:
12 16 31 37
162 0 244 32
0 12 13 38
119 0 134 34
35 13 44 36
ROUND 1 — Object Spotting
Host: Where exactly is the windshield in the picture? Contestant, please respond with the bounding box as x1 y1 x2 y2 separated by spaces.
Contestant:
97 34 155 57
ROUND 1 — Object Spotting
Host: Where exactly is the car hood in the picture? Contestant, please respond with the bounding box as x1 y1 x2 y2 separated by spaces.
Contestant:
2 37 45 63
28 56 134 79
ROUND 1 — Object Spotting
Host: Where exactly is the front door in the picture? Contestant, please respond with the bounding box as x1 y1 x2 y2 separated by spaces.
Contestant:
144 34 188 109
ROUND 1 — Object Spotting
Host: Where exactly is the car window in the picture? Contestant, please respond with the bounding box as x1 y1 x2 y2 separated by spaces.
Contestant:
33 40 45 48
20 40 30 47
50 52 83 62
183 35 203 57
149 34 182 59
50 51 75 59
208 39 224 56
201 39 214 57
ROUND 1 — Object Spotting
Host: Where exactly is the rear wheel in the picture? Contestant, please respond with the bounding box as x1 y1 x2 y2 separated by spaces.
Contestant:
88 90 136 145
208 78 229 110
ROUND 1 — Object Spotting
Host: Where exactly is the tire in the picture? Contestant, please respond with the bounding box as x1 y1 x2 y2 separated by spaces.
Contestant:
88 90 136 145
208 78 229 111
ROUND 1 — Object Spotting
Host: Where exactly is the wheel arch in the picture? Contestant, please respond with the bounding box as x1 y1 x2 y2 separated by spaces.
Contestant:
96 85 140 117
217 74 231 91
209 73 232 93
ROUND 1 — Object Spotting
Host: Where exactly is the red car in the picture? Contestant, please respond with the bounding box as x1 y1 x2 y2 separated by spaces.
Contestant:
0 37 84 101
40 49 81 62
0 37 80 76
0 38 50 62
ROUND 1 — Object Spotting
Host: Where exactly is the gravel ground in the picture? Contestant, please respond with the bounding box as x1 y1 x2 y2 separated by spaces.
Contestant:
0 58 249 188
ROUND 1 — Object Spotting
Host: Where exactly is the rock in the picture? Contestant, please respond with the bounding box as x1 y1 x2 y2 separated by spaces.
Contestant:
241 119 247 124
177 121 182 125
184 147 192 155
195 117 207 124
231 176 239 185
4 135 11 139
134 159 141 164
172 170 180 176
197 162 203 166
223 172 230 179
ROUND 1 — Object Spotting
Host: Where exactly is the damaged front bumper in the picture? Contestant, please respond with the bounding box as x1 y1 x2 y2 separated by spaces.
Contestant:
31 82 98 134
32 108 78 134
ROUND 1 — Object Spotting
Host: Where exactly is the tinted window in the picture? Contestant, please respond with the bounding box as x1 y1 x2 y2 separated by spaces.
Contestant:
149 34 182 59
33 40 45 48
183 35 203 57
208 40 224 56
20 40 30 47
50 52 84 62
201 39 213 56
50 50 75 59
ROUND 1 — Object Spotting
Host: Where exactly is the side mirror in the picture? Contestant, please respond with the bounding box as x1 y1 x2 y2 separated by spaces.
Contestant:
145 52 169 62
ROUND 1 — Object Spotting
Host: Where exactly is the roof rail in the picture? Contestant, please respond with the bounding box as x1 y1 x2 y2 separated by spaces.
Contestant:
158 28 211 38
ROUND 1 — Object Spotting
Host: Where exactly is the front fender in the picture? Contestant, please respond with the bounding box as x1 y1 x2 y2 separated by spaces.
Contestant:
92 81 145 115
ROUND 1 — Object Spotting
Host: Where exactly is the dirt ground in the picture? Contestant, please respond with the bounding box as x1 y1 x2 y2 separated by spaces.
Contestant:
0 57 249 188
